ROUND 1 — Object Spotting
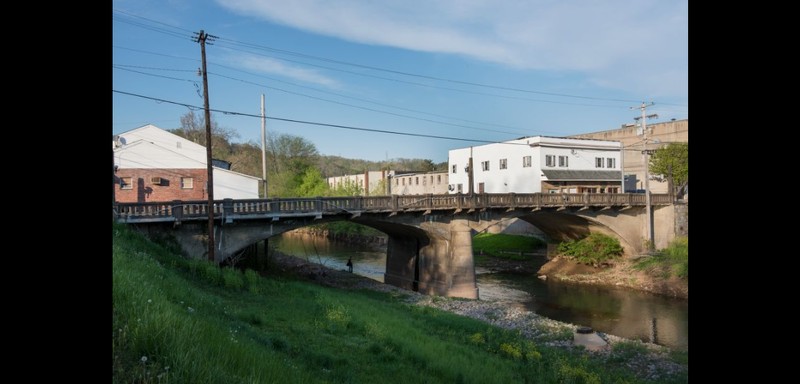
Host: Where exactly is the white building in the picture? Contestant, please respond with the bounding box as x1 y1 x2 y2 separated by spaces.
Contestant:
114 124 259 202
448 136 622 194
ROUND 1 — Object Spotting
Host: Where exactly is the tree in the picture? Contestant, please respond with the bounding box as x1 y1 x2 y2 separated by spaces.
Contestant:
649 142 688 199
172 109 238 154
266 133 320 197
295 168 330 197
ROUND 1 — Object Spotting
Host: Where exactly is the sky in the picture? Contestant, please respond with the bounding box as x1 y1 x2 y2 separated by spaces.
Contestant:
112 0 688 164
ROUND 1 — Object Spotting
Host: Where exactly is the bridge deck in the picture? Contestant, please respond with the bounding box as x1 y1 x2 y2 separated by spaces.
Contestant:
114 193 673 224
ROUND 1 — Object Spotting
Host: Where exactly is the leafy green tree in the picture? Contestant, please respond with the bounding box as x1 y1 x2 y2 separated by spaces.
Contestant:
295 168 330 197
266 133 320 197
649 142 688 198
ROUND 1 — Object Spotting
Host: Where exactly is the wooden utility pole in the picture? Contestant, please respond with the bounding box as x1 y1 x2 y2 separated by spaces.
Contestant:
261 94 268 198
632 102 658 252
195 30 217 262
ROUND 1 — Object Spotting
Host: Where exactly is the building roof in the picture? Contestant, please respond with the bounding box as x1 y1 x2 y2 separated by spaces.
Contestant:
115 124 207 163
541 170 622 181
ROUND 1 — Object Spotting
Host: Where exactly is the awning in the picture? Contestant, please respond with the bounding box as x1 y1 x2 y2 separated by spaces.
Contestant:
541 170 622 181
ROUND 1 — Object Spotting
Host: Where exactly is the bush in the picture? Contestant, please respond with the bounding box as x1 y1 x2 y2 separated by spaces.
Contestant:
557 233 623 267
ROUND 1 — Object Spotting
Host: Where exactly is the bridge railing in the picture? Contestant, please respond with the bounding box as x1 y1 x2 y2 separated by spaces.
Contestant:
114 192 673 222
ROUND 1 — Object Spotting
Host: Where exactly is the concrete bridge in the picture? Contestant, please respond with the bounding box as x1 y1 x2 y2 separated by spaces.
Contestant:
114 193 684 299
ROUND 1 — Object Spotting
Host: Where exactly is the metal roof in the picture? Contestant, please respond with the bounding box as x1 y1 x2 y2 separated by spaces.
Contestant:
541 170 622 181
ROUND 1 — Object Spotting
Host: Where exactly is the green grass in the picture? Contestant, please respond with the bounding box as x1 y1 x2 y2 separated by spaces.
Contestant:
472 233 545 261
557 233 624 267
634 237 688 279
113 223 686 383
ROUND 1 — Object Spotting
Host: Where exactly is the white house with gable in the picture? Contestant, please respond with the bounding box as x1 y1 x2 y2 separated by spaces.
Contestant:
448 136 622 194
113 124 259 203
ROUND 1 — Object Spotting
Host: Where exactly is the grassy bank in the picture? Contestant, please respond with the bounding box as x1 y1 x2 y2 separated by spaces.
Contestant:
472 233 545 262
113 224 686 383
634 237 688 280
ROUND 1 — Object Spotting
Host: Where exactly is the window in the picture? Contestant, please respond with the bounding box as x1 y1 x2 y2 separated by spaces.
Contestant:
415 177 419 185
120 177 133 190
607 158 616 169
546 155 556 167
595 157 604 168
402 178 405 185
499 158 507 170
481 160 490 171
452 164 457 173
457 184 463 193
181 177 193 189
395 179 399 186
558 155 569 167
523 156 532 168
437 175 441 184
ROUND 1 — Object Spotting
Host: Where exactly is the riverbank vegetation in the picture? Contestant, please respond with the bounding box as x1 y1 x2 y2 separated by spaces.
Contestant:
634 237 688 280
557 233 624 267
113 223 686 383
472 233 545 262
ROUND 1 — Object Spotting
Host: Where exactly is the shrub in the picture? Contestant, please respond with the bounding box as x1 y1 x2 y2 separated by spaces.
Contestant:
557 233 623 267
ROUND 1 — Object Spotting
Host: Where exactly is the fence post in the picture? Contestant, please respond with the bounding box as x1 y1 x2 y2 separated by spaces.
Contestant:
223 198 234 224
172 200 183 224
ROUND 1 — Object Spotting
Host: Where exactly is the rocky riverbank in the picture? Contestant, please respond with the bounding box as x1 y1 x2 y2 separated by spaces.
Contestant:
266 251 688 381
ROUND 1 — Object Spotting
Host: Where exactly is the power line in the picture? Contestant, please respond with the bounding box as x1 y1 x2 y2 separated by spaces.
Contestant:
214 41 634 109
218 37 649 104
113 90 527 145
114 44 639 110
112 8 687 108
113 65 198 83
113 62 535 135
209 71 528 136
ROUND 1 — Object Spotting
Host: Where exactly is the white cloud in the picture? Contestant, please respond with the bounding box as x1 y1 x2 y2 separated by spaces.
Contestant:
231 54 341 88
216 0 688 97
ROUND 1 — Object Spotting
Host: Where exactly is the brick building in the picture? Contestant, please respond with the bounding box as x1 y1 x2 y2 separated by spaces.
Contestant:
113 125 259 203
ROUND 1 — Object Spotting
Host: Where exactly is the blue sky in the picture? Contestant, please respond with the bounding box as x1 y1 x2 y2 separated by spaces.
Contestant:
113 0 688 164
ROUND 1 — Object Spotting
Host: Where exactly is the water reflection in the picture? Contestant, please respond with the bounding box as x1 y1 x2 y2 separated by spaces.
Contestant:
271 232 387 282
271 233 687 350
479 272 688 350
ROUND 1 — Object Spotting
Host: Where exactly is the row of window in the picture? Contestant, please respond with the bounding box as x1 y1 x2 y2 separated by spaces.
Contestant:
395 175 443 186
449 184 622 193
545 155 568 167
595 157 616 168
453 154 593 173
118 177 194 190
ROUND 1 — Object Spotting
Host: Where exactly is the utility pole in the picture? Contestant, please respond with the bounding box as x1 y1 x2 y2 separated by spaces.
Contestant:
632 102 658 252
195 29 217 262
467 146 474 196
261 94 268 198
